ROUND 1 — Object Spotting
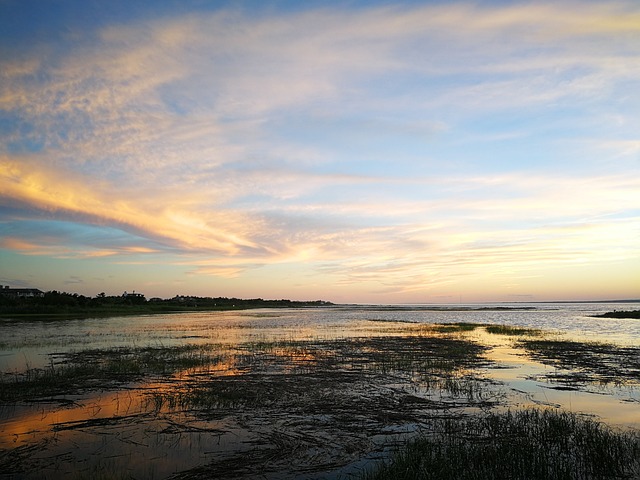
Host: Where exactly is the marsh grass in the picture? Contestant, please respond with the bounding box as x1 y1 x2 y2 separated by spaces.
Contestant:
144 335 495 419
431 323 484 333
6 324 639 480
0 344 226 402
519 339 640 385
63 344 226 374
594 310 640 320
485 325 541 336
362 408 640 480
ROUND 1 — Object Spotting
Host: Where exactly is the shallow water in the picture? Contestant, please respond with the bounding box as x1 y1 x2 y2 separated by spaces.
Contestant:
343 302 640 344
0 302 638 478
2 302 638 372
0 386 254 479
472 329 640 428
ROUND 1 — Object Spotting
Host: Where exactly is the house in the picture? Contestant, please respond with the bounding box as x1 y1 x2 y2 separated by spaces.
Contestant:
122 291 146 302
0 285 45 298
122 290 145 298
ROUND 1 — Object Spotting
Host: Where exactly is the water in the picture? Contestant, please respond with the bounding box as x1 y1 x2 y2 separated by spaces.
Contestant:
1 302 638 372
0 302 638 478
342 302 640 344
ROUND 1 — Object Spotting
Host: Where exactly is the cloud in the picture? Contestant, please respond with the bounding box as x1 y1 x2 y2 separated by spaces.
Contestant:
1 1 639 298
64 275 84 285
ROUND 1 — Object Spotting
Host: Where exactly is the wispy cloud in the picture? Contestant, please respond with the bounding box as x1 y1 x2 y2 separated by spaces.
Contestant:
1 1 639 299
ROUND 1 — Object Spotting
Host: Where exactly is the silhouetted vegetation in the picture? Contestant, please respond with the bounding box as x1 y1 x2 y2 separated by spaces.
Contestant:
518 339 640 385
362 409 640 480
0 291 332 317
485 324 541 336
594 310 640 319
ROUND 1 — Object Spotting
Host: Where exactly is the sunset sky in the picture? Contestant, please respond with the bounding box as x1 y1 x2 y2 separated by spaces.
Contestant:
1 0 639 303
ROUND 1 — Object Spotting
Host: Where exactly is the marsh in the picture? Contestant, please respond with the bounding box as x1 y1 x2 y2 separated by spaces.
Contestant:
1 303 639 479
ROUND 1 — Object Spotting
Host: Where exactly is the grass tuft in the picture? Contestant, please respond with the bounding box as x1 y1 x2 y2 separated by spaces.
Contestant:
431 323 484 333
485 325 541 336
362 408 640 480
0 344 226 402
519 339 640 385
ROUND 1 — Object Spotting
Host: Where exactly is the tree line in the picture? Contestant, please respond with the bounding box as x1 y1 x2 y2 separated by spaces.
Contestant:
0 291 332 315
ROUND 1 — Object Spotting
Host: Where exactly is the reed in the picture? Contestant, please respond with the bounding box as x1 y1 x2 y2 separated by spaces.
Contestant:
362 408 640 480
519 339 640 385
0 344 226 401
431 323 484 333
485 325 541 336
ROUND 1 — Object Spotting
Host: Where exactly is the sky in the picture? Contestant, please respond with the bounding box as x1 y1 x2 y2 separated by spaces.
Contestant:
1 0 639 304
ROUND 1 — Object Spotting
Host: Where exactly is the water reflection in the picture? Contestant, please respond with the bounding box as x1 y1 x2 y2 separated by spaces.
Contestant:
1 373 266 478
475 330 640 428
0 304 639 478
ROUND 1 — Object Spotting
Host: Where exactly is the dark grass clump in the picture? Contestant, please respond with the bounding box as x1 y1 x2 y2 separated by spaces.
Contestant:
362 408 640 480
146 335 495 414
485 325 541 336
593 310 640 320
0 345 225 402
519 339 640 385
431 323 484 333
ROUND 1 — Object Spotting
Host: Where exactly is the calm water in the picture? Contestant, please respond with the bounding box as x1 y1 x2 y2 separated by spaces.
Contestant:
1 302 639 372
0 302 638 479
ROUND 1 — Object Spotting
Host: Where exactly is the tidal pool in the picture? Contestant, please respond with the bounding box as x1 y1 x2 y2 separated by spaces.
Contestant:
1 303 639 478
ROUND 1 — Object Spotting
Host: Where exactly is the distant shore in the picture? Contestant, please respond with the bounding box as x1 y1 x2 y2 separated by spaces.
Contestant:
0 301 548 319
0 292 333 319
2 291 638 320
593 310 640 319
